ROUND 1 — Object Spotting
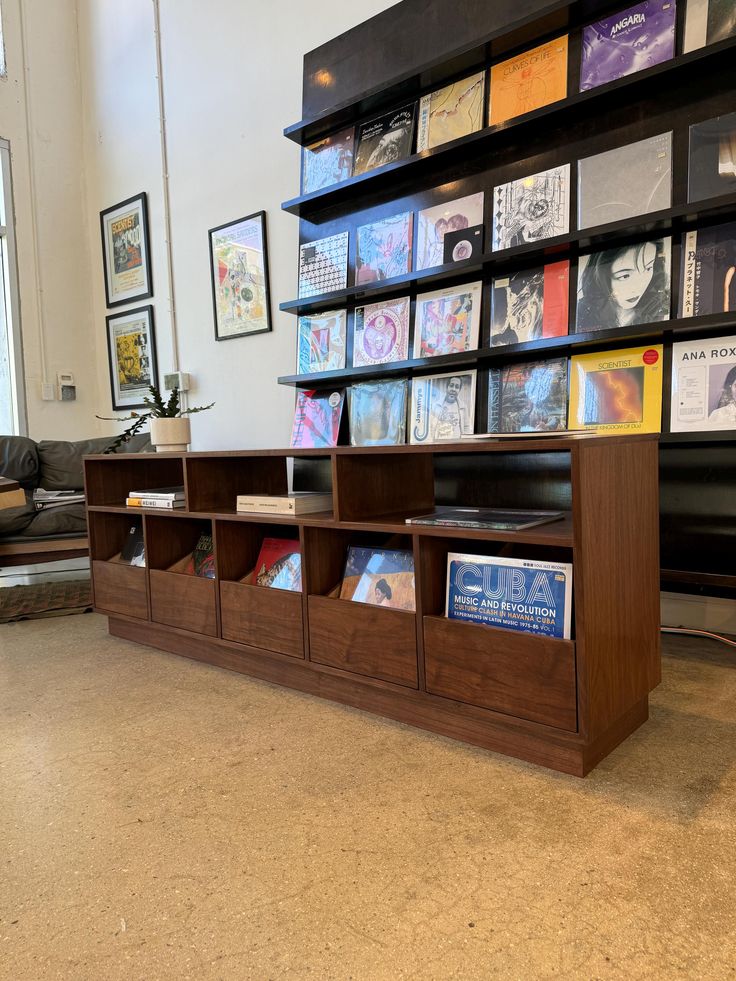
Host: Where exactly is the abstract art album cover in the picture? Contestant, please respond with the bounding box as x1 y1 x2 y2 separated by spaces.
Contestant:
489 36 569 125
298 232 349 298
580 0 676 92
684 0 736 51
492 165 570 251
575 238 671 332
670 335 736 432
353 104 416 176
356 211 413 284
416 72 485 151
680 222 736 317
568 345 663 433
490 260 569 346
253 538 302 592
415 192 484 270
353 296 410 366
296 310 347 374
688 112 736 203
413 282 482 358
577 132 672 229
488 358 568 433
349 379 408 446
290 389 345 448
301 126 354 194
410 370 477 443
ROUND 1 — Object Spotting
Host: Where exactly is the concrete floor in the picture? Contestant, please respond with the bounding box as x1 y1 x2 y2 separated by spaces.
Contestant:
1 616 735 980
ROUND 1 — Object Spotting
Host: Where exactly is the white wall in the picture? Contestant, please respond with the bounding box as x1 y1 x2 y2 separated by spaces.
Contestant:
77 0 398 450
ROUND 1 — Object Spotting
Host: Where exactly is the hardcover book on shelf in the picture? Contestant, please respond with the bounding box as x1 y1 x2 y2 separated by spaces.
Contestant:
670 335 736 431
290 389 345 448
296 310 346 374
492 164 570 251
356 212 413 284
410 370 477 443
445 553 573 639
679 222 736 317
413 282 482 358
128 485 184 500
575 239 671 332
339 546 416 611
490 260 569 346
579 0 676 92
688 112 736 203
126 497 185 509
236 492 332 515
568 344 664 433
349 379 408 446
253 538 302 591
301 127 354 194
353 296 410 366
119 524 145 567
298 232 349 298
353 104 416 176
184 534 215 579
405 507 564 530
489 35 569 126
415 192 484 271
416 72 485 152
577 132 672 229
684 0 736 51
488 358 568 433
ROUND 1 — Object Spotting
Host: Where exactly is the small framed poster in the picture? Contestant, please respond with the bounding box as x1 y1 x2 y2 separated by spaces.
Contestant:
105 305 158 410
208 210 272 340
100 192 153 308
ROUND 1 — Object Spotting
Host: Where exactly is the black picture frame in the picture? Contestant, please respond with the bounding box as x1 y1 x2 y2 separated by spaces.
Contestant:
105 304 158 411
208 210 273 341
100 192 153 309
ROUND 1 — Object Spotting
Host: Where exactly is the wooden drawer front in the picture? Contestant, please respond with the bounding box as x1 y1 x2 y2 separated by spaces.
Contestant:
308 595 418 688
150 569 217 637
424 616 577 731
220 581 304 658
92 560 148 620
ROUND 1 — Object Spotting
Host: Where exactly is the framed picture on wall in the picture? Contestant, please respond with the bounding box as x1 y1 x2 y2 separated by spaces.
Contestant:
105 305 158 410
208 210 272 340
100 192 153 308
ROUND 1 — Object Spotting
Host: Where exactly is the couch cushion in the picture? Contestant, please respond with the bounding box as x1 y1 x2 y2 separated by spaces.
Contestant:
37 434 152 490
0 437 39 488
20 502 87 537
0 489 35 535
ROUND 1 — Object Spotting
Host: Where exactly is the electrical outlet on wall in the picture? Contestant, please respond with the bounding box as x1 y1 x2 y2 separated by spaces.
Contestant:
57 372 76 401
164 371 190 392
41 383 55 401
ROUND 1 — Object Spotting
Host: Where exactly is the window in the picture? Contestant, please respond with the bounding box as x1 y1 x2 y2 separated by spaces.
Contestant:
0 141 26 434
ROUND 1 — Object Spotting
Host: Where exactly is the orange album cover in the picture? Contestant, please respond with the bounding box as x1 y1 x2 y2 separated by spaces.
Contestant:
489 36 569 126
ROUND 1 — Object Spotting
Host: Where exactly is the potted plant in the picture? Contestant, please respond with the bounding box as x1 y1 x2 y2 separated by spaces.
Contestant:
98 385 214 453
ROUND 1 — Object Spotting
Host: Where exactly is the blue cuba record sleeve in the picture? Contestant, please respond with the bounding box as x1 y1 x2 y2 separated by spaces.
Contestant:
445 553 573 638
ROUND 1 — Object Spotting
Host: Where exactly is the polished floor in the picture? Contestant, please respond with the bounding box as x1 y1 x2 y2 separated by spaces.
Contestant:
1 615 735 980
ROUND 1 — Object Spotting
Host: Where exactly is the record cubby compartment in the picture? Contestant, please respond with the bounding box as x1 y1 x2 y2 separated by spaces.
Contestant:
88 510 149 621
146 515 218 637
216 519 305 659
84 454 185 509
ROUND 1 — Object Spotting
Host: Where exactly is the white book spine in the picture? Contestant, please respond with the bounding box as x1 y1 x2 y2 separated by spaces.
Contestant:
416 94 431 152
681 229 697 318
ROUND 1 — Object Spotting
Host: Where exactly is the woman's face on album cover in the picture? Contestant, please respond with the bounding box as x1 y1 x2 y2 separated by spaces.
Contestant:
610 243 656 310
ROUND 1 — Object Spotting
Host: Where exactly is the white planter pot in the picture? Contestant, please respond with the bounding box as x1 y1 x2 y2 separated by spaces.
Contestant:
150 417 191 453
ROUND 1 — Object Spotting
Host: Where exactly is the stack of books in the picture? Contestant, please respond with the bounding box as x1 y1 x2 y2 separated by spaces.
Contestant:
235 491 332 515
126 486 185 509
33 488 85 510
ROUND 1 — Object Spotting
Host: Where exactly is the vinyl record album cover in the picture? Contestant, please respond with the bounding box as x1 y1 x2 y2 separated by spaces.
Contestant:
120 524 145 567
670 335 736 432
492 165 570 251
416 71 485 151
443 225 484 263
577 132 672 229
353 104 416 176
340 546 416 611
576 238 671 331
349 379 408 446
416 192 484 270
568 345 664 432
353 296 410 366
301 126 354 194
184 535 215 579
298 232 349 298
488 358 568 432
253 538 302 591
680 222 736 317
290 389 345 448
356 212 413 283
491 260 569 346
688 112 736 202
410 370 477 443
414 282 482 358
684 0 736 51
296 310 347 373
489 36 569 125
579 0 676 92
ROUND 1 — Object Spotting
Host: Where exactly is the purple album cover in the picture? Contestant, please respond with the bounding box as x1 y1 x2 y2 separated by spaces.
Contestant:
580 0 676 92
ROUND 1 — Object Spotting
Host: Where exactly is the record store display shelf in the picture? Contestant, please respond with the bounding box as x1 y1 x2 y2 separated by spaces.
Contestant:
84 435 660 776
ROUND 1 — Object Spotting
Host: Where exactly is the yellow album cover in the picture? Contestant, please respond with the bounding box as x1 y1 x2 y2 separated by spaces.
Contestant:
568 345 663 434
489 36 569 126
